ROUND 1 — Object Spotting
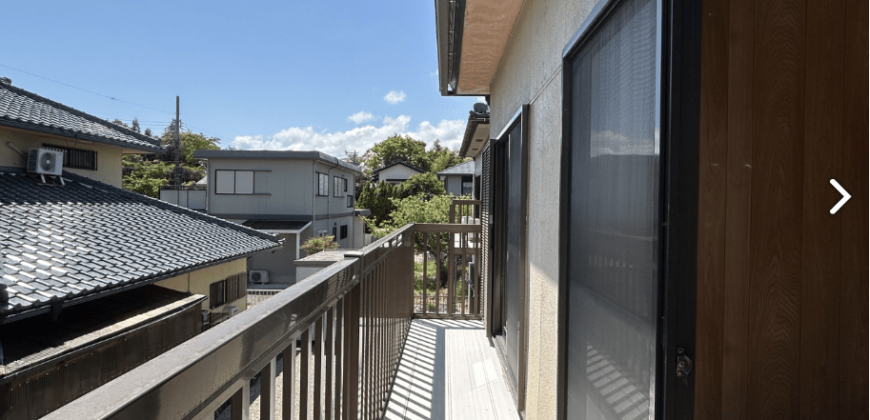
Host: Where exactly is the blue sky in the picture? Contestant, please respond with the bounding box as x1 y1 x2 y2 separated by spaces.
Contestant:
1 0 481 157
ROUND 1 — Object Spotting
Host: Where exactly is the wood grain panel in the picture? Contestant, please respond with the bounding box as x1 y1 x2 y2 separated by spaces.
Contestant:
746 0 806 418
696 0 729 416
720 0 755 417
798 0 845 417
838 0 869 416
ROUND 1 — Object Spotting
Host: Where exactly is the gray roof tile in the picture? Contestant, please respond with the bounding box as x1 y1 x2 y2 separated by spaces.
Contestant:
0 169 281 320
0 83 162 152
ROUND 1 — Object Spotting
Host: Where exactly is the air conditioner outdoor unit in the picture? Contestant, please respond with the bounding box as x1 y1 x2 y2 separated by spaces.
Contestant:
27 148 64 176
249 270 270 284
222 305 239 318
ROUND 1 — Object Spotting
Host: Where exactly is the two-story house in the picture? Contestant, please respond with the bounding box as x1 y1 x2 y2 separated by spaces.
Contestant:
0 78 282 419
191 150 364 286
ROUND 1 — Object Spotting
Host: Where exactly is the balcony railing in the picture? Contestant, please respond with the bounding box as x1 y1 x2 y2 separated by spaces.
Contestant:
44 220 482 420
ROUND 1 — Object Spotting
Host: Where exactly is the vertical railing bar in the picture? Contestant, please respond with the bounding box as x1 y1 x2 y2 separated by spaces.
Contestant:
462 228 468 316
335 297 344 420
447 228 456 314
346 284 360 420
326 306 334 420
436 232 441 314
365 269 373 420
314 315 323 420
283 336 297 420
301 328 310 420
422 232 428 316
259 357 277 420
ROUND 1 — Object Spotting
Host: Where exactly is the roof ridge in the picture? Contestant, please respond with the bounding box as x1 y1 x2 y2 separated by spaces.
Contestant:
0 84 161 148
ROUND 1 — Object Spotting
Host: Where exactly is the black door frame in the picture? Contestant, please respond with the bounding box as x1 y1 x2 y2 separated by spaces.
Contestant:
489 105 531 415
556 0 701 419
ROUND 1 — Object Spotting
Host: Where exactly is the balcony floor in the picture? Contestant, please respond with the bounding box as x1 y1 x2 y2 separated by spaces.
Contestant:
386 319 520 420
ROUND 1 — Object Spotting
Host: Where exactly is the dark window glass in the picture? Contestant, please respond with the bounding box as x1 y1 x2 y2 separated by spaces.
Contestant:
347 195 354 208
44 144 97 170
340 225 348 239
332 227 337 238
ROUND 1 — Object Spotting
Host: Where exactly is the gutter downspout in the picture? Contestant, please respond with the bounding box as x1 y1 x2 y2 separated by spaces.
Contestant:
325 158 340 240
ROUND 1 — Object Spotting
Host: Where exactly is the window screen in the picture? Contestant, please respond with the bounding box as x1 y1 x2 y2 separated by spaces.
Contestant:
317 173 329 196
564 0 661 418
215 170 235 194
235 171 254 194
333 176 342 197
347 195 354 208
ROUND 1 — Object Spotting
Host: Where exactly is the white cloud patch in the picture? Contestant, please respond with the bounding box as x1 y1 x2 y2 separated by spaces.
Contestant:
383 90 406 104
231 115 467 158
347 111 374 124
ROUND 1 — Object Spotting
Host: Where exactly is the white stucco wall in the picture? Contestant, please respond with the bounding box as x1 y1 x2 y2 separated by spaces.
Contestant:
487 1 598 419
375 164 421 183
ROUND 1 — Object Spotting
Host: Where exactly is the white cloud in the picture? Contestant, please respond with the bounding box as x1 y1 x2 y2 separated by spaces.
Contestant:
231 115 467 157
430 69 439 77
383 90 406 104
347 111 374 124
477 96 487 103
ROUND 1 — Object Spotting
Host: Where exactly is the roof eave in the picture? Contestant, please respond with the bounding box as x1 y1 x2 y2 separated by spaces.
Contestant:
0 118 163 153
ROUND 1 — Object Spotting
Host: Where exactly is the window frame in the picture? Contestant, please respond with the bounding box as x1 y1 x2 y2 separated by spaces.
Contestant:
43 143 98 170
333 176 343 197
317 172 329 196
214 169 263 195
347 195 354 208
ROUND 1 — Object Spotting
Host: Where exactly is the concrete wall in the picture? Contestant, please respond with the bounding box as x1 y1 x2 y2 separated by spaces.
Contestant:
486 1 597 418
0 126 126 187
247 233 297 285
156 258 248 313
376 165 421 183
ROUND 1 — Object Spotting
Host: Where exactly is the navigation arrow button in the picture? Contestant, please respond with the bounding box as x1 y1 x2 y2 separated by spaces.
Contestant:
830 179 851 215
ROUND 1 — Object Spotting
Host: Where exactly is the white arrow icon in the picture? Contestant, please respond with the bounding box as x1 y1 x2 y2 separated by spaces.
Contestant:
830 179 851 215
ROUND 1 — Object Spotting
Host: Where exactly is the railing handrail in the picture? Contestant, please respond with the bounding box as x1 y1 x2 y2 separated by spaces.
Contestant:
45 256 361 420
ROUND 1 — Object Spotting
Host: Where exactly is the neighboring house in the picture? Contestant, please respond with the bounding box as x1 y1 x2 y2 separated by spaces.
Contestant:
0 77 162 186
434 0 866 419
191 150 365 286
0 80 282 419
371 160 424 185
437 160 475 197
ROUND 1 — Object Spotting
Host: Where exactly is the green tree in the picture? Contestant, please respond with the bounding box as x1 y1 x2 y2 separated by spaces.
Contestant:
144 127 153 137
397 172 445 198
131 118 141 133
300 235 339 255
362 135 428 176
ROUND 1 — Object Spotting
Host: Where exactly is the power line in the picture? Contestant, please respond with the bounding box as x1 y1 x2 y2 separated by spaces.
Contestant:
0 62 175 115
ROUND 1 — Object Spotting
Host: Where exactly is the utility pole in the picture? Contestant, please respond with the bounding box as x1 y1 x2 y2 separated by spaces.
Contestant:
174 96 181 186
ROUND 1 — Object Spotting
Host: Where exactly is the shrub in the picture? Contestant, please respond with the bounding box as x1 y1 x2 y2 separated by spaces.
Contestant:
300 235 339 255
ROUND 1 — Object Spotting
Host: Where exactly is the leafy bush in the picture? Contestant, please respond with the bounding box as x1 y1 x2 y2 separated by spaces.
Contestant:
300 235 339 255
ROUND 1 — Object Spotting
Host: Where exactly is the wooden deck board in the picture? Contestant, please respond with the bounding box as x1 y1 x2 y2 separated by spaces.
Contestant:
385 320 519 420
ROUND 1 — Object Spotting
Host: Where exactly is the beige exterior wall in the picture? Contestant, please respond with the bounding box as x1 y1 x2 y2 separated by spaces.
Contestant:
0 126 126 187
487 1 597 418
156 258 248 313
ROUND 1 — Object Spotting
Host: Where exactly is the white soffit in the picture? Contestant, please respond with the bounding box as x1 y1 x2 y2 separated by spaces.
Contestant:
466 123 491 158
456 0 524 94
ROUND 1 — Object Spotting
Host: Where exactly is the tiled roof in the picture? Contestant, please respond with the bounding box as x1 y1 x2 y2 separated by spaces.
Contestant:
0 169 282 321
0 82 162 153
437 160 475 176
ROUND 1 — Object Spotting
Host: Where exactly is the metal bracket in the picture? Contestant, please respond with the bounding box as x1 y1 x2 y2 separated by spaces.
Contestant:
675 347 693 384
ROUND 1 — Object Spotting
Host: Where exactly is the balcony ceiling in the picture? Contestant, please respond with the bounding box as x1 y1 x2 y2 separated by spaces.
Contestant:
436 0 524 96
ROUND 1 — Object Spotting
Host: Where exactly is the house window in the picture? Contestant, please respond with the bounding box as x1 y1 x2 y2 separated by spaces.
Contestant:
43 144 97 170
347 195 354 208
317 173 329 196
340 225 348 240
333 176 343 197
461 175 473 196
343 178 348 192
209 272 247 309
215 170 255 194
332 227 337 238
